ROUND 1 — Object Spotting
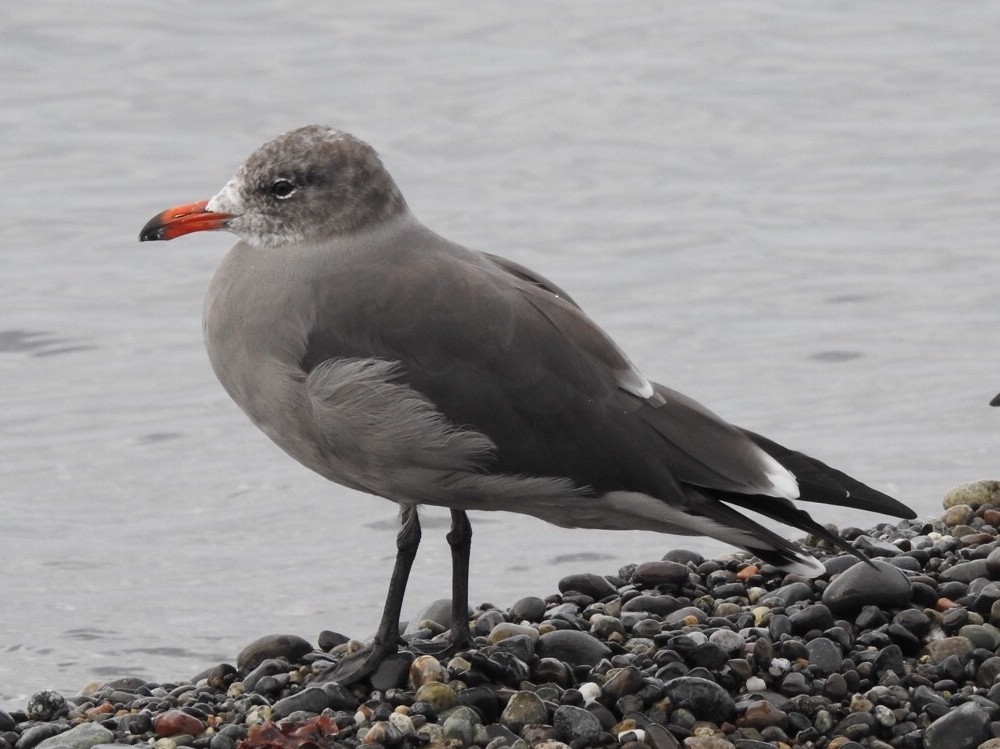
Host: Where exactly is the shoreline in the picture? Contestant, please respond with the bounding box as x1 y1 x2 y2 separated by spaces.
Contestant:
3 482 1000 749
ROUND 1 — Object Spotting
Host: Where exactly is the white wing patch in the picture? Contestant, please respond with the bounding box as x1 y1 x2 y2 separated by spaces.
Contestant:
616 365 666 406
758 451 801 500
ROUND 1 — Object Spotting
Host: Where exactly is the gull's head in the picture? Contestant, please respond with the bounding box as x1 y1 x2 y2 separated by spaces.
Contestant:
139 125 408 249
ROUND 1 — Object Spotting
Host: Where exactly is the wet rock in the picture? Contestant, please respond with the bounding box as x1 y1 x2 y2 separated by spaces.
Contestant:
661 676 735 722
923 700 990 749
632 561 688 587
25 692 68 722
510 596 548 622
822 560 911 614
559 573 618 599
939 559 991 584
442 706 481 745
500 690 549 732
553 704 602 744
15 724 67 749
805 637 842 676
152 709 206 737
412 681 457 712
536 629 611 666
32 723 113 749
236 634 312 672
271 686 329 719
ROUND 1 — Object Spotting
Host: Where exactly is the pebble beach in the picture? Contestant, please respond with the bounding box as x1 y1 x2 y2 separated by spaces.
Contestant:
5 481 1000 749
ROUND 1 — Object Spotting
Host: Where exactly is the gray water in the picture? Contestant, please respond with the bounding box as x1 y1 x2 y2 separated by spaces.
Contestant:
1 1 998 708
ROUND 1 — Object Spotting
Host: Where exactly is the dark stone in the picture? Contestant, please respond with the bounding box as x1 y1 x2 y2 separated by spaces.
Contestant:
236 634 312 672
621 595 682 615
940 559 991 584
873 644 906 677
823 672 849 700
510 596 547 622
536 629 611 667
764 582 814 606
822 560 912 614
321 681 360 711
688 643 728 671
923 701 990 749
493 634 535 663
856 605 888 629
25 692 68 722
370 651 414 691
779 672 810 697
661 676 736 722
270 686 330 719
632 561 689 587
553 704 603 744
317 630 350 651
663 549 703 566
886 624 922 654
804 637 842 676
14 724 66 749
241 658 287 691
458 685 501 723
789 604 834 633
559 573 618 600
644 722 682 749
976 656 1000 689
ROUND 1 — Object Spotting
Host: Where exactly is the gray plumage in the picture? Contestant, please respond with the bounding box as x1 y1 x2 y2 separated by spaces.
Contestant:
140 125 914 681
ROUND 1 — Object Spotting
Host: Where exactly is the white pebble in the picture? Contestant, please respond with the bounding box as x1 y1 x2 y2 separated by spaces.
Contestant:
578 681 602 703
768 657 791 677
745 676 767 692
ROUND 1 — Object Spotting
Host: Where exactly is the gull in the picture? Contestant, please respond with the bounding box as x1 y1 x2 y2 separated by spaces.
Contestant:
140 125 914 682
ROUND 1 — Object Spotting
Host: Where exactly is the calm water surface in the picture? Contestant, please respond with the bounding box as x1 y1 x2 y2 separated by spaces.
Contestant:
1 2 998 707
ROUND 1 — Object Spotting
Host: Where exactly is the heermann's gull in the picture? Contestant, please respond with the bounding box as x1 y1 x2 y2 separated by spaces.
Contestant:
139 125 914 683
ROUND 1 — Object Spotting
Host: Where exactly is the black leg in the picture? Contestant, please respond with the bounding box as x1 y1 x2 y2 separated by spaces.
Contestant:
324 504 421 685
446 509 475 650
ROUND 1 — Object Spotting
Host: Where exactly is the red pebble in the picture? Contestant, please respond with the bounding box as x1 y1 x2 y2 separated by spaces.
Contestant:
152 709 207 737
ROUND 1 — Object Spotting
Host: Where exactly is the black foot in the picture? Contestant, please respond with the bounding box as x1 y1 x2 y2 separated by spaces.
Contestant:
319 639 399 686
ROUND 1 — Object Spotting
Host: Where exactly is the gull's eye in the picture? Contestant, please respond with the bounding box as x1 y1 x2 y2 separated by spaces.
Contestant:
266 179 297 200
